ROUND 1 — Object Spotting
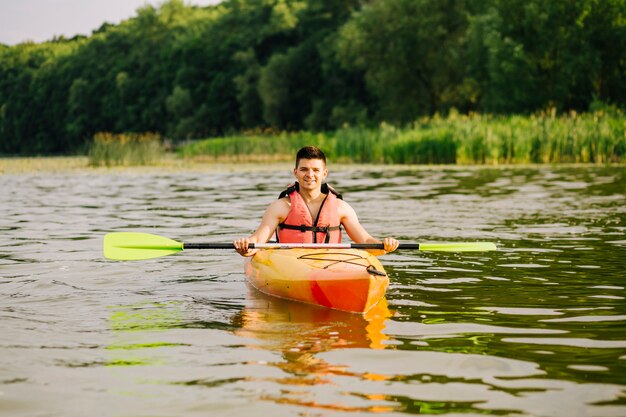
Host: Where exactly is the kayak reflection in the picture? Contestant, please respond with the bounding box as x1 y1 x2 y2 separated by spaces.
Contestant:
234 283 393 353
232 285 395 411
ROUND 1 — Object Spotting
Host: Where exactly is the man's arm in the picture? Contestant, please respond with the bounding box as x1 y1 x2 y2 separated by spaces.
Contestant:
234 199 289 256
338 200 399 254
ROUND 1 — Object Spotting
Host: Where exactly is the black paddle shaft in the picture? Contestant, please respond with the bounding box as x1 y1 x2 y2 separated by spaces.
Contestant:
182 243 421 250
184 243 235 249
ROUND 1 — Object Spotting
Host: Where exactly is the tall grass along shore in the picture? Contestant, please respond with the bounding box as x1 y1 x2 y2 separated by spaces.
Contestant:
88 132 165 166
179 111 625 165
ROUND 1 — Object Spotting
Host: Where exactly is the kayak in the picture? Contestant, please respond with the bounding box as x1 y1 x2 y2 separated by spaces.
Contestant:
244 248 389 313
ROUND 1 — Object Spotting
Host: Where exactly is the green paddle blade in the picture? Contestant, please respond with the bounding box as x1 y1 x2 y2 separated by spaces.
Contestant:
103 232 184 260
418 242 497 252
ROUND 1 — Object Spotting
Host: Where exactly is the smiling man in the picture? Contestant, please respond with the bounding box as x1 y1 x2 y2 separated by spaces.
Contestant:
234 146 399 256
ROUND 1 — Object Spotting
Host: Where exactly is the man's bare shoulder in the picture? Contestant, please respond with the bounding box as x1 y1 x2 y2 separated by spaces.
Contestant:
336 198 356 217
266 197 291 217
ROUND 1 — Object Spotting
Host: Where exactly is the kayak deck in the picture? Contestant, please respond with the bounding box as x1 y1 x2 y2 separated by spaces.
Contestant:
244 249 389 313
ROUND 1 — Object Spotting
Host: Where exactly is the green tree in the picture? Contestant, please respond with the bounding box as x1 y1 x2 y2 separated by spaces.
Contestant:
233 48 264 128
336 0 470 122
466 0 626 112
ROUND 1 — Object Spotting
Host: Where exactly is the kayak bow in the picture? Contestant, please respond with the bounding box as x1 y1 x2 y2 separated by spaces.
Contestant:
245 248 389 313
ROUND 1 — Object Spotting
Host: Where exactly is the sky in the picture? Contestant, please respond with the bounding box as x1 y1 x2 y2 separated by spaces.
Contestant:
0 0 222 45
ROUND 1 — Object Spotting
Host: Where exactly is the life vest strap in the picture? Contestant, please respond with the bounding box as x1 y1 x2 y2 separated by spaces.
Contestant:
278 224 341 233
278 182 343 200
278 223 342 243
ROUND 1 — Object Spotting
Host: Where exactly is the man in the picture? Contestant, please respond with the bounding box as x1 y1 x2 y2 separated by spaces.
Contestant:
234 146 399 256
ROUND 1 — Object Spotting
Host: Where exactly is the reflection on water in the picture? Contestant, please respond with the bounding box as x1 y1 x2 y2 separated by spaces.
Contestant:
107 302 187 367
1 165 625 416
232 288 394 412
235 284 392 351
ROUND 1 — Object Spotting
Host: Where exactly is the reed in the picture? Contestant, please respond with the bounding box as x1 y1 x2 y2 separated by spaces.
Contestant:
178 111 625 165
88 132 165 166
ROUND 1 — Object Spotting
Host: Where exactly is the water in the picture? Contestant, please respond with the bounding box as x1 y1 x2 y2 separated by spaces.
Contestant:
1 164 625 417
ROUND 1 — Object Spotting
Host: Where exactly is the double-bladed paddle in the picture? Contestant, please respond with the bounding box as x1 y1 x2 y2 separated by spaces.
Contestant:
103 232 497 261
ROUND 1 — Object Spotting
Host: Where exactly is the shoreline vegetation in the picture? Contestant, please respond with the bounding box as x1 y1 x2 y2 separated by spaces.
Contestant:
178 111 626 165
1 111 625 173
88 132 165 167
4 156 624 176
1 1 624 158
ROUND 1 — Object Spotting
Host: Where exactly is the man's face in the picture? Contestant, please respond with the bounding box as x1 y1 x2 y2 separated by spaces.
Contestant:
294 158 327 191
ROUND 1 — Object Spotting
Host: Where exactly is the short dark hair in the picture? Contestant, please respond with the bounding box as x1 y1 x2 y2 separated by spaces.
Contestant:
295 146 326 167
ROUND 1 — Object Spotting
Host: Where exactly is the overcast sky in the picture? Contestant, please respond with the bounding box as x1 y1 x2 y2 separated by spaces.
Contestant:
0 0 222 45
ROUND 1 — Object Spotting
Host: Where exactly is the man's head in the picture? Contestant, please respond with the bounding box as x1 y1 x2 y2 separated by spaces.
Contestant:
295 146 326 168
294 147 328 191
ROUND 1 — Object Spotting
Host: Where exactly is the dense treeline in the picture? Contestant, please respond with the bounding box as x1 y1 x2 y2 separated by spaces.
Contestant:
1 0 624 155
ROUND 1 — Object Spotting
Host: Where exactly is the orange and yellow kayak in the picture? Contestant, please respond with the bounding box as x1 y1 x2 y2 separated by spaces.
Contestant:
244 249 388 313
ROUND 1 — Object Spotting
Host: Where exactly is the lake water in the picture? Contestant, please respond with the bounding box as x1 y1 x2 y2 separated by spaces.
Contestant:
1 164 625 417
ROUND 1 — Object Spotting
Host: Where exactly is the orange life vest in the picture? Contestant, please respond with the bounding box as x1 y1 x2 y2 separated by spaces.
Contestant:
276 182 343 243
